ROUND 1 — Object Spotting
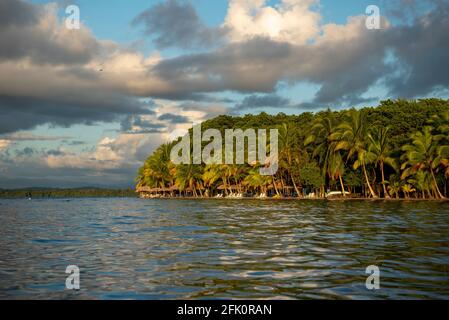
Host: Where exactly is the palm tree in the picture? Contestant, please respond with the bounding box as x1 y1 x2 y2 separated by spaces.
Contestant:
218 164 233 195
136 143 173 189
388 180 402 199
334 109 378 198
175 164 204 197
202 164 221 196
367 127 396 198
279 123 301 196
440 146 449 178
401 126 445 199
329 151 346 196
305 113 346 196
401 184 416 199
407 171 432 199
243 168 272 195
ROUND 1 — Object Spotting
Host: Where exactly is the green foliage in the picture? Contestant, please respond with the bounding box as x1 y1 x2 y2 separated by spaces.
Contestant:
298 161 324 188
137 99 449 199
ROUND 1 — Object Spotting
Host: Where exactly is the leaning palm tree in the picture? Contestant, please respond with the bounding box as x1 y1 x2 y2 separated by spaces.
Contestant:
279 123 301 197
334 109 378 198
328 151 347 196
440 147 449 178
401 126 445 199
305 112 347 196
367 127 396 198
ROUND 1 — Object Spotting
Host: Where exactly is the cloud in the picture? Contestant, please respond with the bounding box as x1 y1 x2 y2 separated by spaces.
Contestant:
0 130 166 188
0 1 165 134
0 139 12 151
158 113 190 124
223 0 321 44
45 134 157 171
133 0 223 49
120 114 166 134
15 147 35 157
145 1 448 106
0 132 71 141
46 149 65 156
2 0 449 137
235 94 290 110
153 18 390 106
0 2 101 65
384 2 449 98
0 0 40 28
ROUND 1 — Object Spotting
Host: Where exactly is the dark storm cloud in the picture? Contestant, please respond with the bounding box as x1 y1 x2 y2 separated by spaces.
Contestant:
0 0 101 65
384 1 449 98
178 102 230 119
158 113 189 124
0 1 159 136
154 37 292 96
235 94 290 110
132 0 224 49
46 149 65 156
0 0 40 28
15 147 35 157
153 30 388 107
0 94 155 134
120 114 166 134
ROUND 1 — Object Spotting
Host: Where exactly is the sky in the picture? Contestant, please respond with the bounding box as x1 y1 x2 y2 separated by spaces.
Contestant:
0 0 448 188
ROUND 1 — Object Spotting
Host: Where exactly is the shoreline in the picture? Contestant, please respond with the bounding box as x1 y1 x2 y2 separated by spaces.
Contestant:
138 196 449 202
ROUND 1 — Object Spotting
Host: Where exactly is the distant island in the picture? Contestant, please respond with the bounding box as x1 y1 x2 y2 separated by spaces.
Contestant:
136 99 449 200
0 188 137 199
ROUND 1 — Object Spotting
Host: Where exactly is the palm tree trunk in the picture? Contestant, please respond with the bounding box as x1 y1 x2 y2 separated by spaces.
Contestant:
272 176 280 196
339 175 346 197
280 175 286 196
380 162 389 198
289 171 301 198
363 163 378 198
444 179 448 197
430 170 445 199
223 177 229 196
193 186 198 197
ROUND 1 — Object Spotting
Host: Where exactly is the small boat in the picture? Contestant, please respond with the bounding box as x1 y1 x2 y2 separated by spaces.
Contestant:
325 191 351 198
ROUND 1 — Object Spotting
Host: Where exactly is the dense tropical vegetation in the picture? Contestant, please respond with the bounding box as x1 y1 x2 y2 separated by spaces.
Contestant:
137 99 449 199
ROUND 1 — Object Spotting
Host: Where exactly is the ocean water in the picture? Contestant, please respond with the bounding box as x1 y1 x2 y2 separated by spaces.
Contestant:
0 198 448 299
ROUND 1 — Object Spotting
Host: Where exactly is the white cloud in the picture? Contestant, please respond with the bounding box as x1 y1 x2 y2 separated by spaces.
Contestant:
0 139 11 151
46 133 147 170
223 0 321 44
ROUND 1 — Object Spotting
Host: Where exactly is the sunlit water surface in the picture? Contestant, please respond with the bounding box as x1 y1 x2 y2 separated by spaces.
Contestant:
0 198 448 299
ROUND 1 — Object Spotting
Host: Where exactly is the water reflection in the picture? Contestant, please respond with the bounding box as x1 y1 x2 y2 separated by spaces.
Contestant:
0 198 448 299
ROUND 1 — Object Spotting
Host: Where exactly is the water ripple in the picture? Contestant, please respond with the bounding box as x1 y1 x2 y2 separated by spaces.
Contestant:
0 198 448 299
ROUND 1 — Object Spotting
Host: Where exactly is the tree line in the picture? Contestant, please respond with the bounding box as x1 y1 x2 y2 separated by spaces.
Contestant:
136 99 449 199
0 188 138 199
